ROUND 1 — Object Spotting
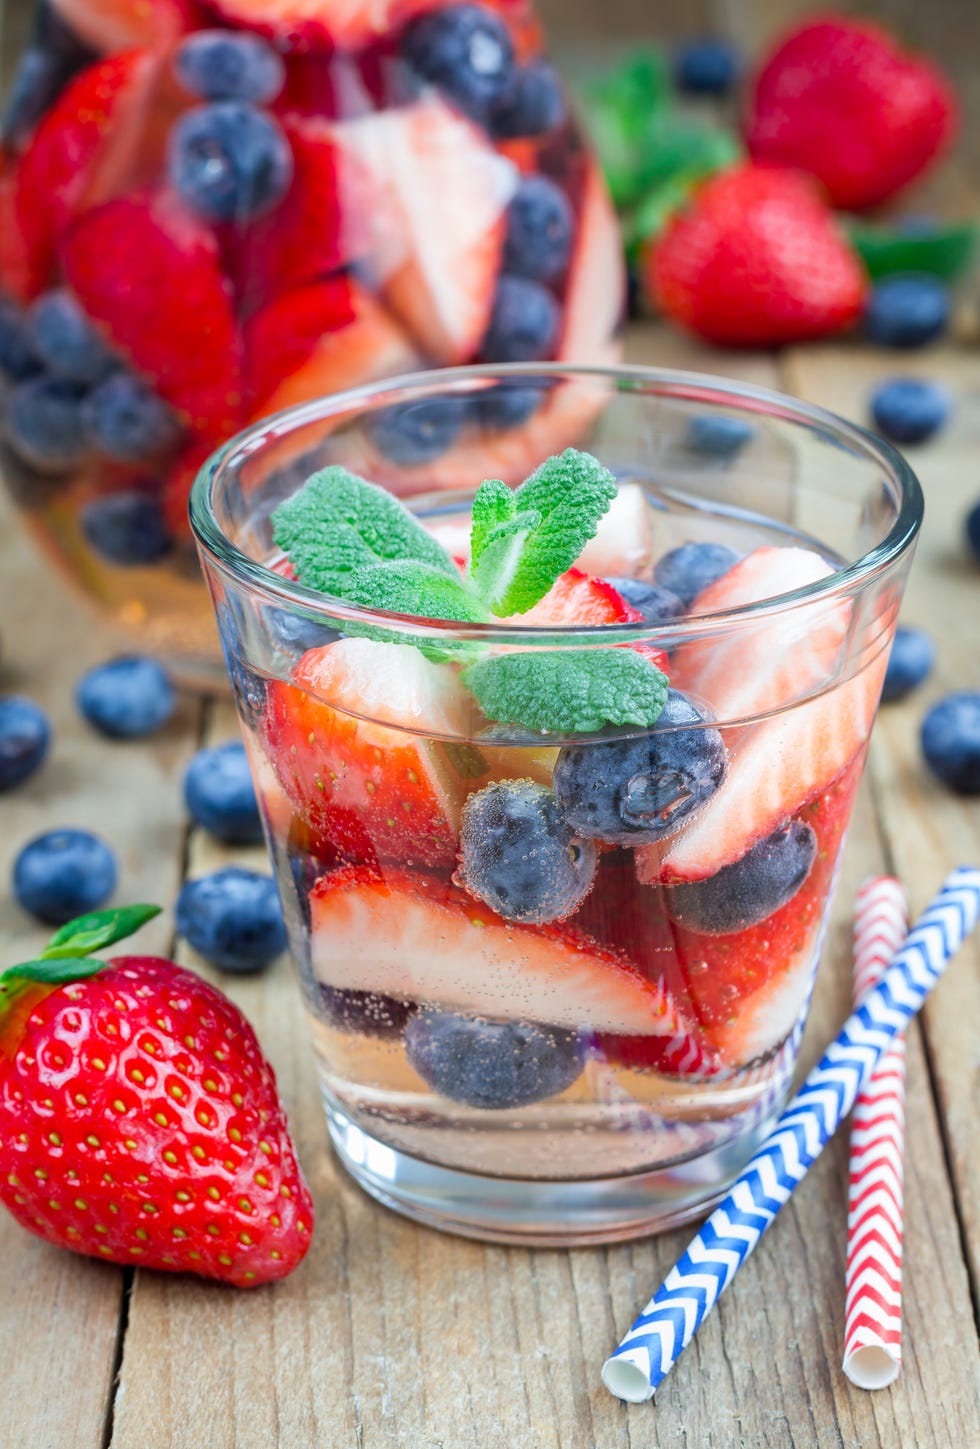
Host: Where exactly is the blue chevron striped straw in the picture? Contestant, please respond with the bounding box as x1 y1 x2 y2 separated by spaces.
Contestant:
602 866 980 1403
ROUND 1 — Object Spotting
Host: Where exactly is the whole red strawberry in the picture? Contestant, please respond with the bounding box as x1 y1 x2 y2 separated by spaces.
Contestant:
647 162 867 347
0 906 313 1287
745 16 957 211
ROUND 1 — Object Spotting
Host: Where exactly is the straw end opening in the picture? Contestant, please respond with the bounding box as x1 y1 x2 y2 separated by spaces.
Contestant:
601 1356 656 1402
842 1345 901 1390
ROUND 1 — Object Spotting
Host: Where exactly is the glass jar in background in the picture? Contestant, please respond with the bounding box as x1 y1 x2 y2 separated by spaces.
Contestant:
0 0 622 686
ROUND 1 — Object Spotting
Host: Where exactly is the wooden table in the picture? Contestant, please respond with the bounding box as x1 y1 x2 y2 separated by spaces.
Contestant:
2 2 979 1445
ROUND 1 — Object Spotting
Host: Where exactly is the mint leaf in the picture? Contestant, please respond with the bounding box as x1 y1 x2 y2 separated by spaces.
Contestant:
344 560 487 624
272 466 458 594
469 509 541 612
43 903 161 959
462 649 669 733
482 449 617 617
2 957 107 987
470 479 515 564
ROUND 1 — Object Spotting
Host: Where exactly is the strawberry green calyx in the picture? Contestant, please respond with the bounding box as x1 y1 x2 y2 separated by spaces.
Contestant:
1 904 161 992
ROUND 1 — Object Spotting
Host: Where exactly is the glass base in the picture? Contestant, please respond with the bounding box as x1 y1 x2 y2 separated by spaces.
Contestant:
326 1101 783 1247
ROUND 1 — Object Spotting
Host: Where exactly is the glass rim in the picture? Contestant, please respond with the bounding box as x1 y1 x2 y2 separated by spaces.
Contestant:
189 361 924 645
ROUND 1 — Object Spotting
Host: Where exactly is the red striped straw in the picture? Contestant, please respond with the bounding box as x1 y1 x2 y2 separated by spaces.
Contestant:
843 876 909 1389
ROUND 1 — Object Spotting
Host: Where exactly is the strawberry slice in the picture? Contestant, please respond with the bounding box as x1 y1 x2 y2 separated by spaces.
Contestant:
229 116 374 316
263 637 475 870
510 568 642 626
246 281 419 422
309 863 688 1037
333 99 517 362
204 0 487 52
557 158 625 365
669 546 850 724
644 651 883 885
51 0 192 52
62 190 244 439
10 50 163 299
243 276 356 412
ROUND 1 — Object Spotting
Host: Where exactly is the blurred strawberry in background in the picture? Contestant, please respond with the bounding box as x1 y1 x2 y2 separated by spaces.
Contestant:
646 162 867 347
744 15 957 212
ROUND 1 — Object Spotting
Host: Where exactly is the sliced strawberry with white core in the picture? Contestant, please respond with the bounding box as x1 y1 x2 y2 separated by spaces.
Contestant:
264 638 474 868
706 945 814 1065
639 644 886 884
507 568 641 626
557 158 625 365
310 865 689 1036
332 99 517 361
669 546 850 725
52 0 191 52
576 483 654 577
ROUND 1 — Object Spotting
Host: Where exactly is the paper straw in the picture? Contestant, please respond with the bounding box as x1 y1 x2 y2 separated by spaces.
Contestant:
602 866 980 1404
843 877 909 1389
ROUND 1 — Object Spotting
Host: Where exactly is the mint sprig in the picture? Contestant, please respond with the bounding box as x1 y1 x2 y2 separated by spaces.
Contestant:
462 650 669 734
468 449 618 616
271 452 671 735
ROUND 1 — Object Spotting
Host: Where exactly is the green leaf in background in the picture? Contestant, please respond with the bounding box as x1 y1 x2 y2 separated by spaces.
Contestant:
848 219 978 281
585 48 672 209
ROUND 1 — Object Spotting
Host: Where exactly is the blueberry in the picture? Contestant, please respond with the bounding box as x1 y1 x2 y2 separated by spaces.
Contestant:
605 578 684 624
1 2 95 148
168 102 294 224
76 656 176 739
870 377 950 445
663 820 817 934
13 828 117 924
82 372 182 462
0 300 43 382
176 866 287 974
459 779 597 924
266 606 340 656
489 59 566 138
365 396 467 465
216 601 267 729
5 377 88 473
400 4 514 123
502 176 574 283
652 542 741 607
174 29 285 103
473 381 547 431
881 626 935 703
481 276 560 364
920 692 980 794
864 275 949 349
553 689 728 845
319 986 415 1040
405 1011 584 1109
674 39 739 95
81 489 174 566
184 740 263 844
967 499 980 565
28 289 116 383
0 696 51 790
685 414 754 459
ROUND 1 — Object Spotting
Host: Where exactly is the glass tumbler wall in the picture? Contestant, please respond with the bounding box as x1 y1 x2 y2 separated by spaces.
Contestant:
190 366 922 1245
0 0 620 685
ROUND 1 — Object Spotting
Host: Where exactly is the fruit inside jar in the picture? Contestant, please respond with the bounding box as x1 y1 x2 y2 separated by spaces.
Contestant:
230 474 892 1185
0 0 623 685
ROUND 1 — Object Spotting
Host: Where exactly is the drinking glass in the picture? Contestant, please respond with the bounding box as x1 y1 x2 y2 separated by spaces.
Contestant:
190 363 922 1245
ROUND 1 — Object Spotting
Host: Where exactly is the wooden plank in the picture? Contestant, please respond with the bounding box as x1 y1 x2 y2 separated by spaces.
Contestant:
0 487 203 1446
784 344 980 1295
